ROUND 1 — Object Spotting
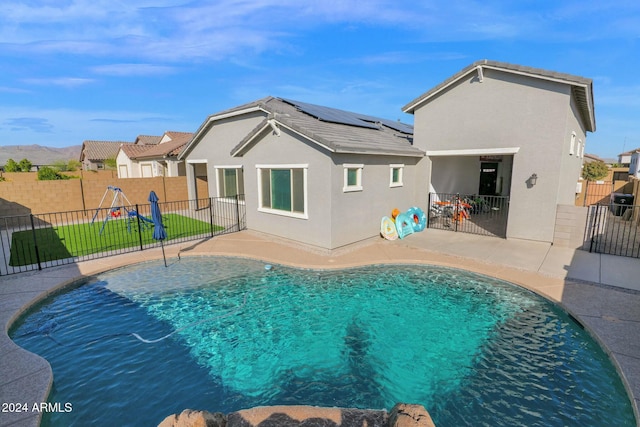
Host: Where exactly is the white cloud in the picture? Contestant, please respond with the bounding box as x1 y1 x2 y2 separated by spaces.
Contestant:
90 63 178 77
21 77 94 88
0 0 637 68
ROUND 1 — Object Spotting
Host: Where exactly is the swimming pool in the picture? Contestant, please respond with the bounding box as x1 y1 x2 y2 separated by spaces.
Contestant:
10 257 636 426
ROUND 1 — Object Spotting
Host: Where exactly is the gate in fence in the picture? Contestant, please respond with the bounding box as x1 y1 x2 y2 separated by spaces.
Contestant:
427 193 509 238
585 203 640 258
0 195 246 276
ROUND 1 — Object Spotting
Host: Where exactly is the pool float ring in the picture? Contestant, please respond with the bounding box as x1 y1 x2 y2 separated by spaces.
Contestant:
391 208 400 219
394 212 414 239
380 216 398 240
406 206 427 232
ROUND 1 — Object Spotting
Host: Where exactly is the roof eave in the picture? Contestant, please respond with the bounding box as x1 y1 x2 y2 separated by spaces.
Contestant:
334 148 425 157
230 118 338 157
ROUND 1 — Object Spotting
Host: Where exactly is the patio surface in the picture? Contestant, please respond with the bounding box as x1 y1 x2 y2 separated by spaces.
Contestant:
1 228 639 426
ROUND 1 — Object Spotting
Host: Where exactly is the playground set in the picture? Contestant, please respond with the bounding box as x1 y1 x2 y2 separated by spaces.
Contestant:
91 186 155 235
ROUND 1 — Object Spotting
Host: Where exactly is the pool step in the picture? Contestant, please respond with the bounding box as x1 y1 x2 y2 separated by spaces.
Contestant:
158 403 436 427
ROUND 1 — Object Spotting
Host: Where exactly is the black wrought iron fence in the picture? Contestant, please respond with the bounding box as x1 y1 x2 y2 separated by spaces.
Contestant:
0 195 246 276
585 203 640 258
427 193 509 238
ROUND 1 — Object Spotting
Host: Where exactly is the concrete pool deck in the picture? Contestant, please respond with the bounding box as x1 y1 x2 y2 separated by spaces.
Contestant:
1 228 639 426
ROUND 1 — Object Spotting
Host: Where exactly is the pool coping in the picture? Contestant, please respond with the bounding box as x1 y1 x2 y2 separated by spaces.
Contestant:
1 229 639 427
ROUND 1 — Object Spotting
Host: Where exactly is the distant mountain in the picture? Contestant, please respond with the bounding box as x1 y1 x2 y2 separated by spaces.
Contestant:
0 144 82 166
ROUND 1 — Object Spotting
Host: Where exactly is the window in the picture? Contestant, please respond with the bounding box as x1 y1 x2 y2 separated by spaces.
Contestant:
579 139 584 158
257 164 307 218
569 132 576 155
389 164 404 187
343 164 363 192
216 166 244 198
577 139 583 158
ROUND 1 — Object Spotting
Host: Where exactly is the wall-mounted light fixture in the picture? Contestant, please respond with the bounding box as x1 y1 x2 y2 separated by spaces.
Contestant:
530 173 538 186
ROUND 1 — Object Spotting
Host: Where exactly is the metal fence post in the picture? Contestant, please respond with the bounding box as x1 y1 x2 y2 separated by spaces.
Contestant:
426 193 432 229
454 193 459 232
136 204 144 251
589 204 601 253
29 214 42 270
235 194 241 231
209 197 215 237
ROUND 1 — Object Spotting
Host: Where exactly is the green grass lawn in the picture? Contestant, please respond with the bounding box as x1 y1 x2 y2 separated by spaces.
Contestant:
9 213 224 267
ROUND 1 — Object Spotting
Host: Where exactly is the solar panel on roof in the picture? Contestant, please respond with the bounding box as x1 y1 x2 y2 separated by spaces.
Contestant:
376 118 413 134
355 113 413 134
281 98 379 130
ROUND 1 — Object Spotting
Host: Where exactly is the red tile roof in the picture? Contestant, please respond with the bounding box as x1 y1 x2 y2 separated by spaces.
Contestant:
130 131 193 159
80 140 133 161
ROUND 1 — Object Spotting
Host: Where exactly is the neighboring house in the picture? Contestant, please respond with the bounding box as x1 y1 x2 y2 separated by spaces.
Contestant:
403 60 595 243
179 60 596 249
80 140 133 171
630 151 640 179
618 148 640 167
116 131 192 178
179 97 423 249
583 153 606 164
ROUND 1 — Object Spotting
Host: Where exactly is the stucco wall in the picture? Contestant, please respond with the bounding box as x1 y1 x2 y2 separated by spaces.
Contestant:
556 94 589 205
329 154 421 248
242 129 333 249
412 67 581 242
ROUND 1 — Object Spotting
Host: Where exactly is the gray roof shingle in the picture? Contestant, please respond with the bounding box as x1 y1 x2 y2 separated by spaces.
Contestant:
185 97 422 158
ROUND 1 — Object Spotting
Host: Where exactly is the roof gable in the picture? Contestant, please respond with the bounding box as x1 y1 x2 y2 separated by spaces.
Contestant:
403 60 596 132
134 135 162 145
133 131 194 159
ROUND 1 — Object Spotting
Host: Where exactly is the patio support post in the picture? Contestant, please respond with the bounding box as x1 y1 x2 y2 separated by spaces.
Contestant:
29 214 42 271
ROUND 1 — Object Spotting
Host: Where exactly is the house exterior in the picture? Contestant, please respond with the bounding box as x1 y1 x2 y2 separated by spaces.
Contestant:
618 148 640 167
403 60 595 243
178 97 424 249
80 140 132 171
630 151 640 179
179 60 596 249
116 131 192 178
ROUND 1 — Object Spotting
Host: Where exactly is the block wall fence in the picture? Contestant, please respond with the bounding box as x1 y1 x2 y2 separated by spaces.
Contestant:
0 171 194 216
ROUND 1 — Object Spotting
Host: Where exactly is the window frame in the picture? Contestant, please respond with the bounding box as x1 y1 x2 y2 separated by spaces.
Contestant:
569 132 576 156
389 164 404 187
578 139 584 158
214 165 244 200
256 164 308 219
343 163 364 192
576 139 584 158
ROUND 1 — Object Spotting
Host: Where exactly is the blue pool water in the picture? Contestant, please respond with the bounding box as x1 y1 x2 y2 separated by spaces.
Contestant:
10 257 636 426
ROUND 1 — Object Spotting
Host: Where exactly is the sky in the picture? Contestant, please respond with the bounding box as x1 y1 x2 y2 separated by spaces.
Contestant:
0 1 639 159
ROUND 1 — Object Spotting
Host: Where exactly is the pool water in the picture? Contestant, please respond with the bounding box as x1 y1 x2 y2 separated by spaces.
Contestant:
10 257 636 427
